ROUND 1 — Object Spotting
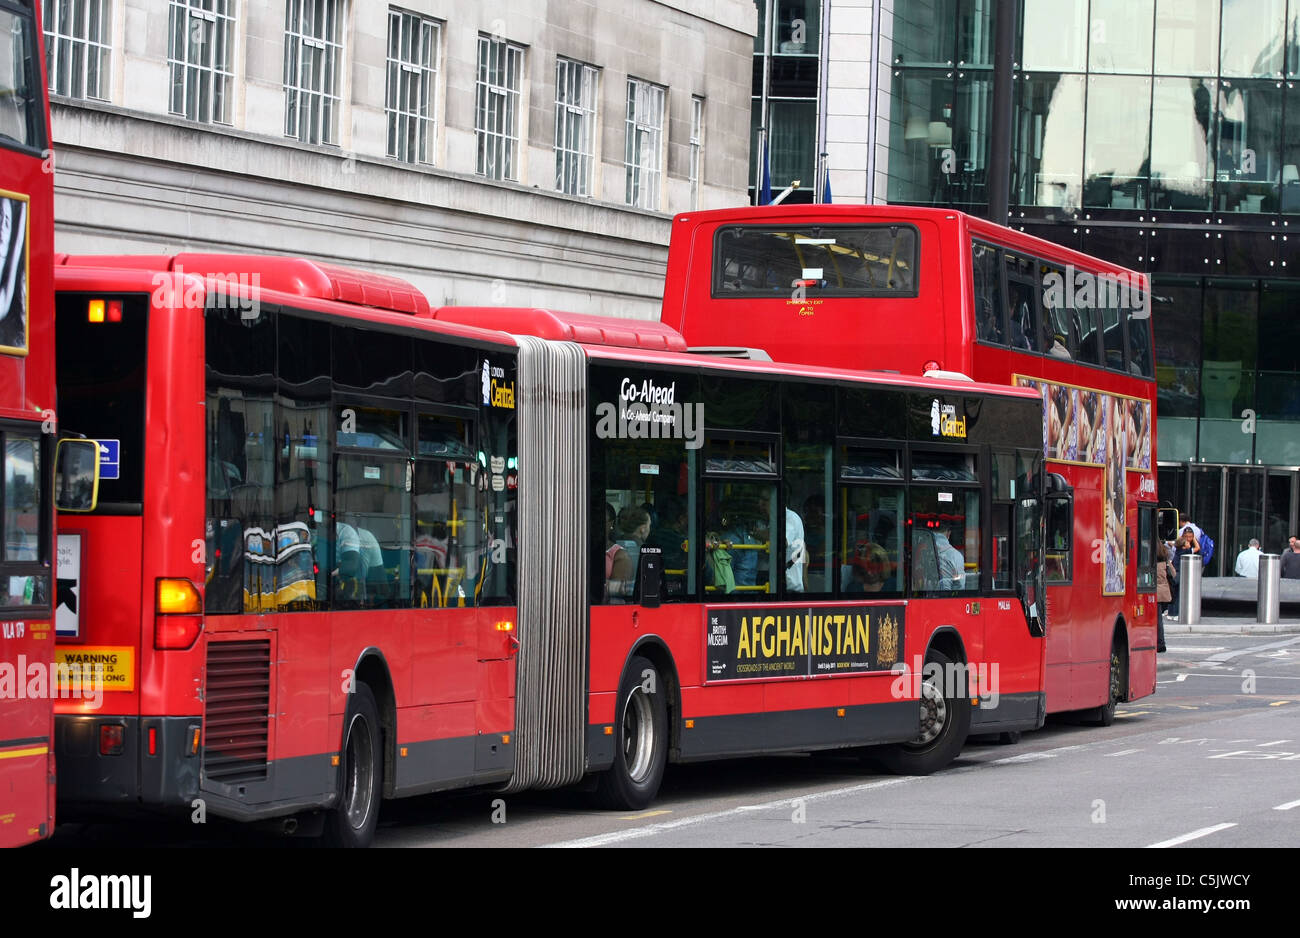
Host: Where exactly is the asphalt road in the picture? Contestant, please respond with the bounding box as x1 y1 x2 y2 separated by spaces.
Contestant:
43 633 1299 849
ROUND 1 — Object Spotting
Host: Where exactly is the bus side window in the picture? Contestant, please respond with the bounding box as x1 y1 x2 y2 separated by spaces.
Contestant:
1045 494 1072 583
972 241 1005 345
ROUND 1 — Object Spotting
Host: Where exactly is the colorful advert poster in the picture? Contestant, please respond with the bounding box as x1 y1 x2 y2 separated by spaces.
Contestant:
705 604 904 682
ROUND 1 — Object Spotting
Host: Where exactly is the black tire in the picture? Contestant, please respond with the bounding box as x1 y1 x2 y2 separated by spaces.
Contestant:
1083 644 1124 727
595 656 667 810
873 649 971 775
321 683 383 848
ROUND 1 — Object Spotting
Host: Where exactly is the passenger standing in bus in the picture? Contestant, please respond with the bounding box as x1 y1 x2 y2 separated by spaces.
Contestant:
722 503 759 588
785 505 805 592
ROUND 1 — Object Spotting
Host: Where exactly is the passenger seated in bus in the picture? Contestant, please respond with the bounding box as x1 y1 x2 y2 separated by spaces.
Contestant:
976 296 1002 344
704 531 736 593
844 542 889 593
611 506 650 600
604 503 634 602
1008 298 1035 350
934 522 966 590
334 521 365 603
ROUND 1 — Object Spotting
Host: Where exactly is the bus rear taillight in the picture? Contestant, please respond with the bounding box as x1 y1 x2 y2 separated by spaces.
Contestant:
155 578 203 650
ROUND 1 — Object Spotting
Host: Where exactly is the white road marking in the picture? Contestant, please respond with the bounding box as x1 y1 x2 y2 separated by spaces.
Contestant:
1258 740 1290 747
991 752 1056 764
1274 799 1300 811
1104 749 1142 757
1147 823 1237 848
1198 637 1300 668
540 777 917 847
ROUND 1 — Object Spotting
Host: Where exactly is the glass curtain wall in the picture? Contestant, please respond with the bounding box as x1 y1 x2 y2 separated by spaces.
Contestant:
883 0 996 208
751 0 821 203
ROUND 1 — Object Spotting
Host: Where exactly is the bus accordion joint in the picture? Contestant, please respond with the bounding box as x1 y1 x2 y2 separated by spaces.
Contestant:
155 578 203 650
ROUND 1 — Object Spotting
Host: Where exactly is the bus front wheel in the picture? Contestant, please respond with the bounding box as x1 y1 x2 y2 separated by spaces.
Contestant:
873 649 971 776
322 682 383 848
595 656 667 810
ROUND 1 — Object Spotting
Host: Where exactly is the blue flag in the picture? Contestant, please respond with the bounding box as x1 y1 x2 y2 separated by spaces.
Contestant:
759 137 772 205
822 171 832 204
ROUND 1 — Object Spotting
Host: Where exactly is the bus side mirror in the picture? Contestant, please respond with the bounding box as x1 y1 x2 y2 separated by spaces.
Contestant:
56 439 101 513
1157 508 1179 542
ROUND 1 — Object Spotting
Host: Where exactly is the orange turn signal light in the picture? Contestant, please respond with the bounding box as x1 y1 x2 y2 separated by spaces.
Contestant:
156 578 202 614
495 620 514 632
88 299 105 323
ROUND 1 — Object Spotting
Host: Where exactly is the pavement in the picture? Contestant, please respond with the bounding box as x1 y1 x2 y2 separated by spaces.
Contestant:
1156 613 1300 672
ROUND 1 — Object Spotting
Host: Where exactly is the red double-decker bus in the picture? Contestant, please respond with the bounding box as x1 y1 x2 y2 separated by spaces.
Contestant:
662 205 1159 723
53 254 1047 844
0 0 57 848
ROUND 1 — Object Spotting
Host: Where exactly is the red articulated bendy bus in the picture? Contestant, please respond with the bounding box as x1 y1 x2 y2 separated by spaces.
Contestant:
0 0 58 848
661 205 1159 723
51 256 1048 844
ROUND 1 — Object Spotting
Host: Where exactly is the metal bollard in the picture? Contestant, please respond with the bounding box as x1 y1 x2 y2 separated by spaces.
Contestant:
1179 553 1202 626
1258 554 1281 625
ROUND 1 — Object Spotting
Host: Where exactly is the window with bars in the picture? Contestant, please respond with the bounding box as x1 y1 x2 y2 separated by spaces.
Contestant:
385 7 438 164
475 34 523 180
42 0 111 100
554 58 597 195
690 95 704 209
625 78 665 210
283 0 343 145
167 0 235 124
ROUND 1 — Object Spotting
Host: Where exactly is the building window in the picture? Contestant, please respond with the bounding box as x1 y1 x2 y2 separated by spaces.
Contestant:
625 78 665 209
475 34 523 180
554 58 597 195
167 0 236 124
690 95 704 209
386 7 439 164
283 0 344 145
42 0 111 100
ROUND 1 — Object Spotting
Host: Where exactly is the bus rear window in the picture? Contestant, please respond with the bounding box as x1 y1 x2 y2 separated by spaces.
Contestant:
55 293 148 511
713 225 918 297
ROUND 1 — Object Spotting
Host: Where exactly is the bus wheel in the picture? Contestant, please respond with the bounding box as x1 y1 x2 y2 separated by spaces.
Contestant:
1084 644 1124 727
874 649 971 776
595 656 667 810
322 683 382 848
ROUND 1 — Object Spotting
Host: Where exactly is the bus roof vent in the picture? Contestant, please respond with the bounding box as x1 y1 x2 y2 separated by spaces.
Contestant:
428 307 689 352
923 369 975 382
686 346 773 361
58 254 430 316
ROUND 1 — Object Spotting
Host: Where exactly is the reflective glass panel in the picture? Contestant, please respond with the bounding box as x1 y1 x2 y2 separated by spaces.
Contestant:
1084 76 1152 209
1089 0 1154 74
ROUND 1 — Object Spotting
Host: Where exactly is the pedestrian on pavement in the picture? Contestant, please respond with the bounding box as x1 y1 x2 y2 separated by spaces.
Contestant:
1168 532 1198 619
1234 538 1262 577
1282 537 1300 580
1155 541 1173 652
